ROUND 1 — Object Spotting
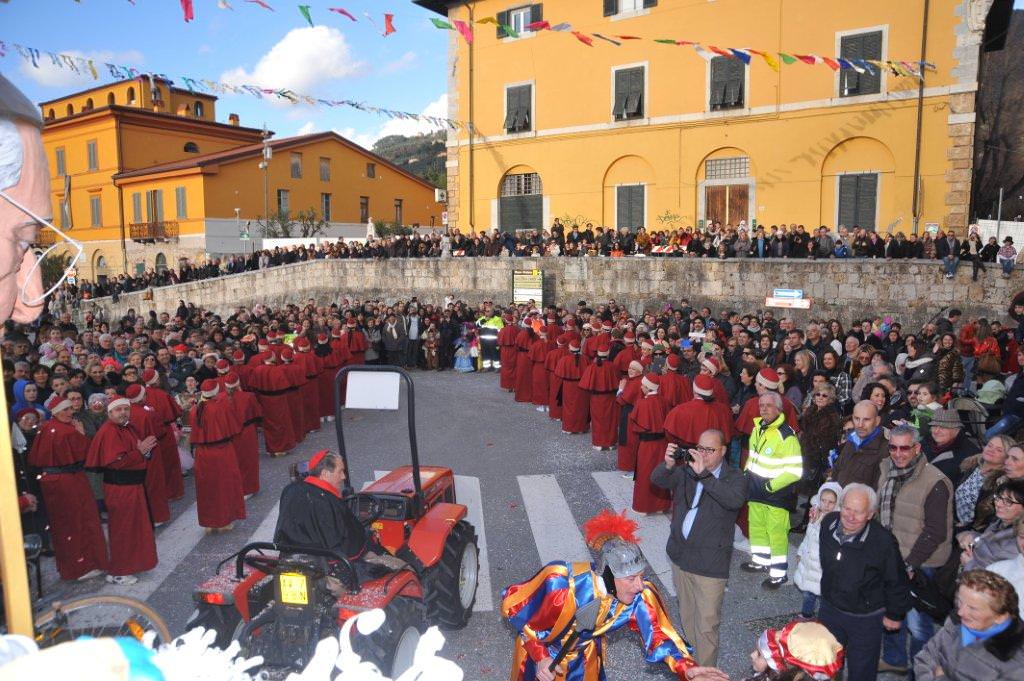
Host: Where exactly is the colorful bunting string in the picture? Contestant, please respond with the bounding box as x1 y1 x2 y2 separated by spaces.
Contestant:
1 39 473 131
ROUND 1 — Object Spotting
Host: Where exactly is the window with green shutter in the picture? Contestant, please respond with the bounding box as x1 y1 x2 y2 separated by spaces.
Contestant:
709 56 745 110
616 185 645 231
132 192 142 222
837 174 878 229
604 0 656 17
86 140 98 171
175 186 187 219
613 66 644 121
840 31 882 96
498 4 542 38
504 84 532 133
55 147 66 177
89 195 102 227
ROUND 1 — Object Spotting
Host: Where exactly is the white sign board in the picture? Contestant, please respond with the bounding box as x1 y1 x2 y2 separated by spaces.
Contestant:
765 297 812 310
442 211 449 226
344 371 401 410
772 288 804 299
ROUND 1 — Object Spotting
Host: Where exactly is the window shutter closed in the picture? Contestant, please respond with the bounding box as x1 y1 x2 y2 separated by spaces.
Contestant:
861 31 883 94
530 4 543 24
838 175 858 228
643 0 657 7
617 186 631 230
856 174 878 229
630 186 644 229
603 0 617 17
839 34 862 95
497 10 509 38
613 69 628 117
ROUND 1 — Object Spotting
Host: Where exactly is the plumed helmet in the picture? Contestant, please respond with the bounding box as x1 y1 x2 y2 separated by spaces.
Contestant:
583 510 644 578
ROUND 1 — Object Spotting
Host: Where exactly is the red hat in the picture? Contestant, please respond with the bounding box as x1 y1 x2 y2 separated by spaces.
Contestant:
623 332 636 344
556 334 568 347
106 397 130 413
757 367 781 390
124 383 146 403
628 360 644 375
701 356 721 375
173 344 188 353
142 368 158 385
757 621 844 680
568 338 581 352
346 318 357 327
317 333 329 344
45 393 72 414
694 374 716 398
309 448 330 470
640 338 654 350
224 371 240 388
262 351 277 364
200 379 220 398
295 337 311 350
280 347 295 362
641 373 661 392
601 321 614 332
215 358 230 374
564 317 576 328
231 349 245 362
267 331 278 341
331 328 342 338
14 406 37 422
666 354 680 370
595 336 611 357
101 357 122 371
257 338 269 350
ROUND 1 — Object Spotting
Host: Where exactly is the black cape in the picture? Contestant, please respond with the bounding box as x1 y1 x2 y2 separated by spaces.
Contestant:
273 479 367 560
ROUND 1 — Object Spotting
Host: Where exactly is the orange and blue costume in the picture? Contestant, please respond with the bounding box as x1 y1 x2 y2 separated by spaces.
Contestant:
501 560 696 681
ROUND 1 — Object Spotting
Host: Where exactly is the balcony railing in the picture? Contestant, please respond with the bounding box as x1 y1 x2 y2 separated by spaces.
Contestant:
129 220 179 242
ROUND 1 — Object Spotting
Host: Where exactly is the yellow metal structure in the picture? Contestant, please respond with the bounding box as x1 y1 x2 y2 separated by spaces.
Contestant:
0 347 32 635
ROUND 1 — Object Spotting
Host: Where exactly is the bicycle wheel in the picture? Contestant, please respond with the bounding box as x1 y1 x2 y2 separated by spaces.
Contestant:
34 595 172 649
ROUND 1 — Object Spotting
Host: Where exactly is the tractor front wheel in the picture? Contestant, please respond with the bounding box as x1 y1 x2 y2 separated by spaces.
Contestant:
353 596 425 677
422 520 479 629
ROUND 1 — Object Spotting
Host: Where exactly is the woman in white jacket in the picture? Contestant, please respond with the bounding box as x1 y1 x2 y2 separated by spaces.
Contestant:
792 481 842 618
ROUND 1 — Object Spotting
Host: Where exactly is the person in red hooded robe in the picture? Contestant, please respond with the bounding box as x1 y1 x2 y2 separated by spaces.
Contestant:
294 337 322 434
664 375 736 449
616 360 644 473
580 336 619 450
315 332 343 422
734 368 801 438
140 370 185 502
629 373 671 514
189 380 246 531
86 397 159 584
224 371 262 498
545 334 570 420
613 332 641 377
280 346 308 443
513 324 535 403
660 354 694 409
555 337 591 434
697 356 730 405
529 329 550 412
247 338 271 367
342 318 368 366
247 351 296 456
28 393 108 581
497 313 519 392
230 349 252 389
125 383 170 525
329 327 353 404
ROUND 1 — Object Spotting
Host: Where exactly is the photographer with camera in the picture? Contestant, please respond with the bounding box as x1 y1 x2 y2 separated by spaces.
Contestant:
651 429 748 667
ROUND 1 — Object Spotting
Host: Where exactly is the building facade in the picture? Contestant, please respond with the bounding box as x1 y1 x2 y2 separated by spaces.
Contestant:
39 77 441 282
417 0 999 236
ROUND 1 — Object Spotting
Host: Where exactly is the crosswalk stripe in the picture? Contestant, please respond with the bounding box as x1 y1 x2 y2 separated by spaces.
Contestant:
372 471 493 612
517 474 591 566
250 502 281 543
590 472 675 597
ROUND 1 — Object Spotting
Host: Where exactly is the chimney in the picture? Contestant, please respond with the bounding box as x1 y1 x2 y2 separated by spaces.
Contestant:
228 113 240 126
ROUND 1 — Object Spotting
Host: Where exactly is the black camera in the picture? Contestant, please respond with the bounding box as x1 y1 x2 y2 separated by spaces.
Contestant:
672 447 694 464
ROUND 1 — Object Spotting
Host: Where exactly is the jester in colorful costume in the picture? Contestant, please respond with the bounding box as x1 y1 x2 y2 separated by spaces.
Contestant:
500 510 727 681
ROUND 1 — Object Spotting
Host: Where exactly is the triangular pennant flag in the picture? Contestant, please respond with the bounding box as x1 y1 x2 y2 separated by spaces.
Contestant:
431 17 454 30
527 20 550 31
217 0 233 9
728 48 751 64
654 38 677 44
778 52 797 65
852 59 876 75
900 60 921 77
453 19 474 44
820 57 840 71
836 58 854 70
592 33 622 46
384 13 396 36
180 0 195 22
476 16 499 25
707 45 733 58
795 54 817 65
572 31 594 46
298 4 313 27
841 58 865 73
500 24 519 38
693 44 714 61
244 0 274 10
86 59 98 79
616 35 642 40
328 7 356 21
675 40 695 46
749 49 780 71
551 22 572 31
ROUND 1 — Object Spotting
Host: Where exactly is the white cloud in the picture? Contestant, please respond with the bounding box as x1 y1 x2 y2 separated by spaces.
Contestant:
380 51 418 75
19 49 145 89
295 121 317 136
292 94 447 151
220 26 365 101
197 44 213 55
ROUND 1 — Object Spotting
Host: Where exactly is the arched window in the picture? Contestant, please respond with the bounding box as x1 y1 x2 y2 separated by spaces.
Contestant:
126 86 136 105
183 142 200 153
83 98 94 112
66 103 74 116
155 253 167 274
151 85 163 103
46 108 55 120
107 92 116 106
193 101 204 118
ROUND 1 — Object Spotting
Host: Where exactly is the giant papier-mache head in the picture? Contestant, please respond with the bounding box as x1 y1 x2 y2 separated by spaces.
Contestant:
583 509 644 578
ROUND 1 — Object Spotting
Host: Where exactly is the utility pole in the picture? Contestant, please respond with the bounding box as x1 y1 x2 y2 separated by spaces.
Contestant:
259 123 271 242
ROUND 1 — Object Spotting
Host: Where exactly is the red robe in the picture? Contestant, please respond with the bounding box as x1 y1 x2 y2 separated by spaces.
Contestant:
613 345 641 377
316 343 347 418
735 395 801 435
663 397 736 447
227 388 263 496
247 364 297 454
579 357 619 448
513 329 535 403
86 419 158 576
329 337 354 403
545 346 569 420
497 325 519 391
295 349 322 433
711 377 729 406
28 419 108 580
343 328 368 366
555 353 591 433
529 339 549 407
660 371 693 409
629 392 671 513
144 386 185 501
282 361 308 442
130 402 170 524
616 377 642 471
189 396 246 528
232 361 252 390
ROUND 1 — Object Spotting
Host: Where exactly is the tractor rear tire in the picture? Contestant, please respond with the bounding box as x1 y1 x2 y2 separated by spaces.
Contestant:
353 596 425 677
422 520 479 629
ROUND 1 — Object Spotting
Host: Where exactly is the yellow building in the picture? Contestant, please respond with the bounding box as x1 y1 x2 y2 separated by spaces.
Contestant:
39 77 441 282
416 0 997 235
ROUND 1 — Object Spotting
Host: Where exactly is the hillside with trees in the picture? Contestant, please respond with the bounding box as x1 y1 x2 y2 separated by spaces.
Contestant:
372 130 447 189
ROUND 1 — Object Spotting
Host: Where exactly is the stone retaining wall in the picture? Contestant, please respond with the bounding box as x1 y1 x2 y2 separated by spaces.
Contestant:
79 257 1018 328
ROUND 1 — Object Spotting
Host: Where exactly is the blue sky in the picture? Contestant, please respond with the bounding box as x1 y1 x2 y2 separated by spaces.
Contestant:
1 0 450 148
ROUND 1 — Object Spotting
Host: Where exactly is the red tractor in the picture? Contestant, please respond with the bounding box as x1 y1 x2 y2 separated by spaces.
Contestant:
186 366 480 676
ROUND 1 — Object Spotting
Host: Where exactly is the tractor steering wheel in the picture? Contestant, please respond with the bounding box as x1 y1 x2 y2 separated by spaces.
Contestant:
346 493 386 527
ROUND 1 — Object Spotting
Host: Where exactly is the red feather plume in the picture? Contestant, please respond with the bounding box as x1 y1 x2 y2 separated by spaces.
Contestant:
583 509 639 550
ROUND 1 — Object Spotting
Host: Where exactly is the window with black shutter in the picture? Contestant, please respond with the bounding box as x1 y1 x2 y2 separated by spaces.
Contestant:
613 66 644 121
616 185 645 231
504 84 532 133
837 174 878 229
840 31 882 96
709 56 745 110
604 0 656 16
497 4 542 38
